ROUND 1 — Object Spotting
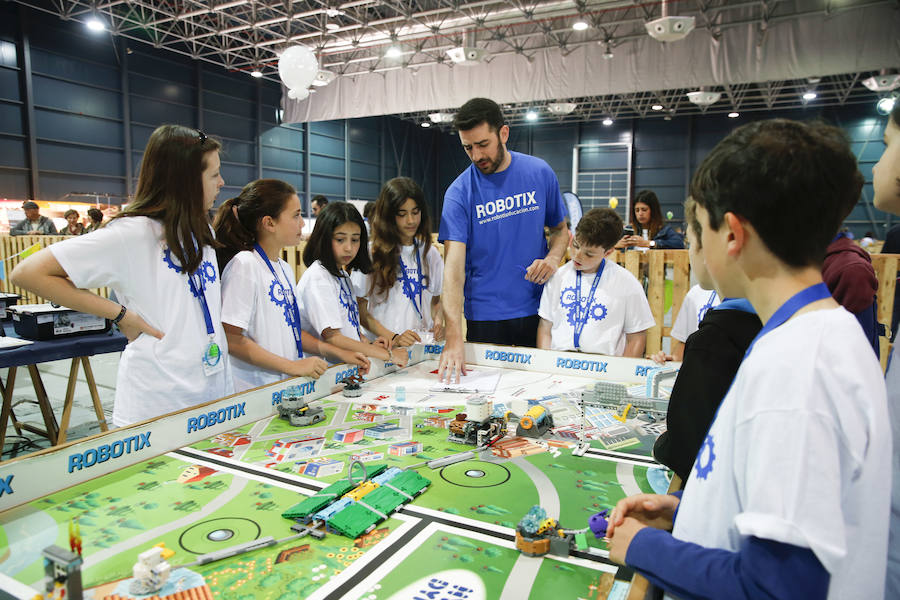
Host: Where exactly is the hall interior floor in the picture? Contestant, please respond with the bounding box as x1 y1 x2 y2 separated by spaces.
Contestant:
1 352 120 461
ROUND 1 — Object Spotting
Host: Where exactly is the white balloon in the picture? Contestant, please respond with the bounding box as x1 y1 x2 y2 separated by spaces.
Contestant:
278 45 318 91
287 88 309 101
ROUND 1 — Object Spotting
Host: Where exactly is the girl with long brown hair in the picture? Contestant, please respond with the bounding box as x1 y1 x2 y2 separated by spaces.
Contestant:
11 124 233 426
356 177 444 346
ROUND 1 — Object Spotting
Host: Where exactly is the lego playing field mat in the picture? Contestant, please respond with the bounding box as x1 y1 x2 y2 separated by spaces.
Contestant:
0 344 675 600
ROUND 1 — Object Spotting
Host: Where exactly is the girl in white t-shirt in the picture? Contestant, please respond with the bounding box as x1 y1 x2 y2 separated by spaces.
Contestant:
10 125 234 426
214 179 370 392
357 177 444 346
297 202 408 367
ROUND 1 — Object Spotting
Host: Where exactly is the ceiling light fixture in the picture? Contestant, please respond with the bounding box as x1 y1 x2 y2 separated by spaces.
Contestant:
547 102 577 115
572 20 589 31
802 91 817 101
651 104 664 111
250 69 263 78
86 16 105 32
728 112 739 118
525 110 538 122
877 95 897 115
602 117 614 126
325 22 341 31
421 121 431 128
385 45 402 58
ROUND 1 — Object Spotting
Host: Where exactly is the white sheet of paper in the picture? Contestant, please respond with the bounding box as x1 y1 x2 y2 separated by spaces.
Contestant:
0 337 33 349
429 368 501 393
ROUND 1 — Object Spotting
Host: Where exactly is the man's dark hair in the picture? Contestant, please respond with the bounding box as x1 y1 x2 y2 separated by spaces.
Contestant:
87 208 103 223
302 201 372 277
690 119 862 268
453 98 505 132
311 194 328 208
575 208 624 250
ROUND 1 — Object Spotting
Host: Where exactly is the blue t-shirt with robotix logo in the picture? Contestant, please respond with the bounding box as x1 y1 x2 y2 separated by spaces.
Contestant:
439 151 566 321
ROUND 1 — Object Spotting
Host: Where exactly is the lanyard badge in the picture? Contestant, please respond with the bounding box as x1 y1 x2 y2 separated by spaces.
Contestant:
188 269 224 377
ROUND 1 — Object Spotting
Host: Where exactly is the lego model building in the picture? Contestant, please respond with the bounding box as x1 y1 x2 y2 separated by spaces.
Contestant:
447 396 508 446
277 389 325 426
515 506 610 558
129 545 174 595
39 545 83 600
342 374 364 398
514 405 555 438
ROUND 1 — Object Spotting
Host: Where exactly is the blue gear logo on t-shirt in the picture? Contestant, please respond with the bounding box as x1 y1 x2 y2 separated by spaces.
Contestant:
401 265 423 302
339 279 361 330
695 434 716 480
560 286 608 327
163 248 217 298
268 278 295 327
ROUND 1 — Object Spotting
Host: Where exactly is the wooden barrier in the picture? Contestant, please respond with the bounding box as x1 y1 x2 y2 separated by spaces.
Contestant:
2 236 896 368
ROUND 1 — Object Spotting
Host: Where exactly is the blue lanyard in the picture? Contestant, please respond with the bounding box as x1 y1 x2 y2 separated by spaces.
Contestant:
698 290 717 322
398 241 424 319
744 282 831 357
187 271 215 337
574 259 605 349
254 244 303 358
338 273 362 338
715 297 756 314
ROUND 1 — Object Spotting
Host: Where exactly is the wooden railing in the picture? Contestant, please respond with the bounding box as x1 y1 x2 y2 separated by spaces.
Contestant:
2 235 896 368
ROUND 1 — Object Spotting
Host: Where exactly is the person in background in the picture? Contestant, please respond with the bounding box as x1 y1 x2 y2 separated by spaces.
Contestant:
437 97 568 383
537 208 653 357
10 201 57 236
59 209 85 236
822 222 879 354
860 231 876 249
362 200 375 235
664 283 721 362
84 208 104 233
311 195 328 218
616 190 684 249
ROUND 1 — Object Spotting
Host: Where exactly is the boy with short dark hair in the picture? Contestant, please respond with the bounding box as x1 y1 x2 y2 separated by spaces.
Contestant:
537 207 654 357
606 119 890 600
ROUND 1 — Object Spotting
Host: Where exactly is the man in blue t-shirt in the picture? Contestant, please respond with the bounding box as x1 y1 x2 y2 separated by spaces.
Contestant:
437 98 568 382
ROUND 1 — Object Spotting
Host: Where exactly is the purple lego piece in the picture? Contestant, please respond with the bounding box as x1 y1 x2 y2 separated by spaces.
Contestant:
589 509 610 538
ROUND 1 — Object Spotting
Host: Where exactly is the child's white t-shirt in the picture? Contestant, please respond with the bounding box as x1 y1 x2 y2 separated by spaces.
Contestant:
221 250 302 392
672 308 890 600
297 260 362 341
538 260 655 355
49 216 234 426
354 244 443 339
671 284 721 342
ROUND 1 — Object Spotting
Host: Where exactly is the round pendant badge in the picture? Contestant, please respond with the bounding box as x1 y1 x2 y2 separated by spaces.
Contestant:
203 341 221 367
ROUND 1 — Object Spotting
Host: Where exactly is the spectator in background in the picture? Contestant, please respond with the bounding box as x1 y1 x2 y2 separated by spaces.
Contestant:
311 195 328 218
363 200 375 235
84 208 104 233
823 226 879 354
10 201 58 236
59 209 85 236
616 190 684 249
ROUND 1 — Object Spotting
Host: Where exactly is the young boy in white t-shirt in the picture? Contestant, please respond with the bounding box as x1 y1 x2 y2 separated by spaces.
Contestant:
537 208 654 357
606 119 891 599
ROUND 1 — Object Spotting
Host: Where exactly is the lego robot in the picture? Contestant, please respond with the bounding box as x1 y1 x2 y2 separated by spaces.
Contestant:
278 392 325 426
447 396 508 446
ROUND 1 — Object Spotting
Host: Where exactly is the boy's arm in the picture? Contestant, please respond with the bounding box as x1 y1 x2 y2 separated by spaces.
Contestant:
623 330 647 358
537 318 552 349
670 339 685 361
619 526 828 600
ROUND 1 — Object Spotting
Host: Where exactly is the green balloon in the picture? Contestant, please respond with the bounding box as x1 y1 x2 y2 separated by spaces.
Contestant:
666 211 674 220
